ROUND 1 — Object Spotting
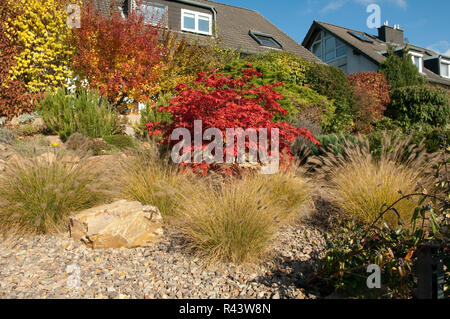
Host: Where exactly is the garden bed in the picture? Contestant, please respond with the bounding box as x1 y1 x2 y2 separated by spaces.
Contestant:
0 219 326 299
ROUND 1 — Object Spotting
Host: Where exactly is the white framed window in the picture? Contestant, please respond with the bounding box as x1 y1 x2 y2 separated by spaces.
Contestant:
410 51 423 73
440 59 450 78
181 9 212 35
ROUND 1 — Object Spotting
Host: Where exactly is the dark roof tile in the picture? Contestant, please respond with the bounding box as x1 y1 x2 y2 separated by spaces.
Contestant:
91 0 322 62
304 21 450 87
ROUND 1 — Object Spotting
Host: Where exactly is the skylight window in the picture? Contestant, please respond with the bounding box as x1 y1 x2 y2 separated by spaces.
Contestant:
249 31 282 49
348 31 373 43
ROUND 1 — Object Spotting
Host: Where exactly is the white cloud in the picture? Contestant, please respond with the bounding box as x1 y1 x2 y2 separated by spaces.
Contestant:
320 0 349 13
391 0 407 9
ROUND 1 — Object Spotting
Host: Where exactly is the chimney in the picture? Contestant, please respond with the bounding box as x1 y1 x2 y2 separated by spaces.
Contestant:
377 23 404 45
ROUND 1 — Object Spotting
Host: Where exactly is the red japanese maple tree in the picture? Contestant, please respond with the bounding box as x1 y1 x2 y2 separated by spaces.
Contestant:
146 67 320 174
71 1 164 110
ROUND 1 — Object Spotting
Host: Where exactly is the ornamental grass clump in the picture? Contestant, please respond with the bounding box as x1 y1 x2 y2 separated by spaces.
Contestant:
176 178 276 264
253 167 312 223
117 145 190 219
0 149 101 234
314 133 437 228
176 170 312 264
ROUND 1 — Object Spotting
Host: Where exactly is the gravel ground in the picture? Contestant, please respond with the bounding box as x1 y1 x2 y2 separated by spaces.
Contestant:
0 219 327 299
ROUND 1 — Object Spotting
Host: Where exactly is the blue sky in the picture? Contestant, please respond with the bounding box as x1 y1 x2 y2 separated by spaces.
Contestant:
217 0 450 55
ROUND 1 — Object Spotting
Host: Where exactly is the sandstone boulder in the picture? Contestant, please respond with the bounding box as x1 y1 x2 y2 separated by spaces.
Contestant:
69 200 163 249
32 117 47 132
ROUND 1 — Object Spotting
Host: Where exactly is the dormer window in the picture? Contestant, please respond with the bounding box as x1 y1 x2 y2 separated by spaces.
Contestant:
410 51 423 73
181 9 212 35
249 31 282 49
441 60 450 78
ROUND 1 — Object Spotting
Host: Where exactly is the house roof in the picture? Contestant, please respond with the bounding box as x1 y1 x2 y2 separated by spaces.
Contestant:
91 0 322 63
192 0 322 62
303 21 450 87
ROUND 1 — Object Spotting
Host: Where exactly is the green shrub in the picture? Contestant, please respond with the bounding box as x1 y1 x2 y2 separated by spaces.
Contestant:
15 123 42 136
221 52 337 129
372 117 404 131
103 135 135 150
311 134 361 157
386 85 450 127
0 149 102 234
305 63 354 132
379 46 426 89
38 88 122 141
139 93 173 136
292 133 360 165
410 125 450 153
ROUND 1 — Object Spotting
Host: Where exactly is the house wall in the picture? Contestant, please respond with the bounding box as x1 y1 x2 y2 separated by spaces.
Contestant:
147 0 213 31
94 1 213 31
345 47 379 74
307 31 378 74
424 58 440 76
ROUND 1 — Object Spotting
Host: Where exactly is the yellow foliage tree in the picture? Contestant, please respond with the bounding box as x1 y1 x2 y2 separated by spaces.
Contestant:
4 0 75 92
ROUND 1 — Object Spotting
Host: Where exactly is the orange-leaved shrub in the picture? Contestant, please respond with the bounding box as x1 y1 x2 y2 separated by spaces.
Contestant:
347 72 391 133
71 0 164 111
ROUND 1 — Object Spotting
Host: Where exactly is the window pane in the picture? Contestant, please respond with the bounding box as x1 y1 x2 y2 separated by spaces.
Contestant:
198 16 210 33
412 56 421 69
313 31 322 42
441 63 449 77
260 38 276 46
325 51 335 62
325 37 335 52
336 37 344 47
336 45 346 57
312 42 322 57
142 5 165 24
183 13 195 30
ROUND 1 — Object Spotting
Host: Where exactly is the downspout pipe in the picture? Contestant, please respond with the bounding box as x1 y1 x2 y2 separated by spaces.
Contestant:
174 0 218 37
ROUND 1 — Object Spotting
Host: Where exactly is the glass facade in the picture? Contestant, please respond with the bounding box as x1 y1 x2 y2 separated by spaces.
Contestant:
309 30 347 72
